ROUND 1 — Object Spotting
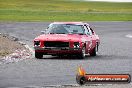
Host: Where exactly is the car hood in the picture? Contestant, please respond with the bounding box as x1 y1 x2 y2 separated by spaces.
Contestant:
34 34 84 42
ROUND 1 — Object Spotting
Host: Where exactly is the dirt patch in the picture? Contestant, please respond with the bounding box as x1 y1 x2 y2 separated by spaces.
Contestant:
0 33 32 64
0 34 25 57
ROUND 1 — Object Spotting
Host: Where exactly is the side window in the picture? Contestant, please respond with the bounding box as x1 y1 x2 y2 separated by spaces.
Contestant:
87 26 92 35
83 25 90 35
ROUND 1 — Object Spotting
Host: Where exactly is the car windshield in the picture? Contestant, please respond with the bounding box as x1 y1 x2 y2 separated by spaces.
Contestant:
46 24 85 34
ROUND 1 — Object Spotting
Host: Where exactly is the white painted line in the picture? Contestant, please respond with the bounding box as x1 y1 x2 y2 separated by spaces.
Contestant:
126 34 132 38
24 45 34 53
24 45 35 58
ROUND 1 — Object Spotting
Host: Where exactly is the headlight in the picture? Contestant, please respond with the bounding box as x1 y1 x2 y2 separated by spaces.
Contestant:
74 42 80 48
34 41 40 46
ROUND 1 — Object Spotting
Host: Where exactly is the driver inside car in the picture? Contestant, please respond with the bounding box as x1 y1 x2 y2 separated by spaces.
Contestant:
51 25 69 34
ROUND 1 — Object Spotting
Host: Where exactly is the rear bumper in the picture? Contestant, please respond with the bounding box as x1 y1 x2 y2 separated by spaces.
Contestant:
34 46 82 55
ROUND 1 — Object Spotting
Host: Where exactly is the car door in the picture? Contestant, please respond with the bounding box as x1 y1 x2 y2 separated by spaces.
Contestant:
86 25 97 50
83 25 92 53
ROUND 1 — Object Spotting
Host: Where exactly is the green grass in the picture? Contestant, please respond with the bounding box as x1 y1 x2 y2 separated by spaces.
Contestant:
0 0 132 21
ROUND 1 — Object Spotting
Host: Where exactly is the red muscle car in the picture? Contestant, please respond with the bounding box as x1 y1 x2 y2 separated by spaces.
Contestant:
34 22 100 59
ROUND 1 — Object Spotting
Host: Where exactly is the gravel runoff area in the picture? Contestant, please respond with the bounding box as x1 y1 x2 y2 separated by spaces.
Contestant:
0 33 32 64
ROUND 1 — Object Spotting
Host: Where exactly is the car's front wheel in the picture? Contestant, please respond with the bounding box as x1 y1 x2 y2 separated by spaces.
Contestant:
35 52 43 59
78 47 86 59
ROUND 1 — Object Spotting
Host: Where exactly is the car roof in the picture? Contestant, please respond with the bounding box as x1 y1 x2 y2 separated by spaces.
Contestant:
52 22 89 26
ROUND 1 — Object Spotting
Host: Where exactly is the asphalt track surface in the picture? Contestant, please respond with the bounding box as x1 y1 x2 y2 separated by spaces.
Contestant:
0 22 132 87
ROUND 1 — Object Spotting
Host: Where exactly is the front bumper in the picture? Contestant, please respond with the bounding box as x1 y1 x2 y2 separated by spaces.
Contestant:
34 46 82 55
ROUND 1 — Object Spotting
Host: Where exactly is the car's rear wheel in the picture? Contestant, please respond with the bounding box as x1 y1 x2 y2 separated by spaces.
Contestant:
89 43 98 56
78 47 86 59
35 52 43 59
